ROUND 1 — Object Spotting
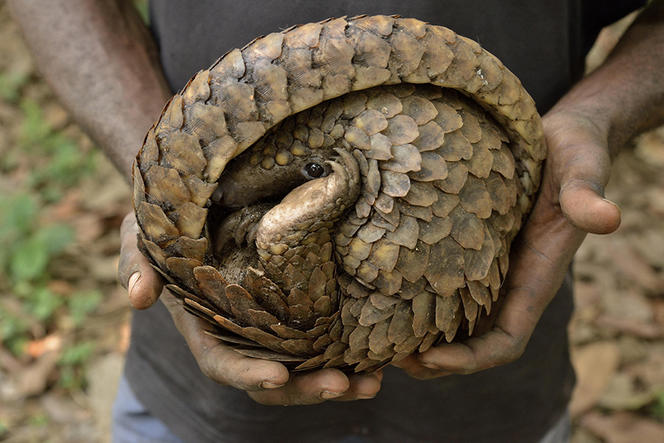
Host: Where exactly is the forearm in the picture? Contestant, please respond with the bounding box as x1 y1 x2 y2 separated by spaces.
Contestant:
552 0 664 153
8 0 171 180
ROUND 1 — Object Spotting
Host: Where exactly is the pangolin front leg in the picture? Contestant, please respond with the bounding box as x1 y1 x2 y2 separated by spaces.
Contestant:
214 203 273 254
254 148 360 332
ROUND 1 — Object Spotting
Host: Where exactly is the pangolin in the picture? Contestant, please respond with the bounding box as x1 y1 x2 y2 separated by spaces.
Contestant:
132 15 546 373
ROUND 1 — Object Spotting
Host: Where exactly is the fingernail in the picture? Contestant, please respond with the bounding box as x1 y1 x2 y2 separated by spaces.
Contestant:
602 198 619 208
128 272 141 296
260 381 285 389
320 390 344 399
357 394 376 400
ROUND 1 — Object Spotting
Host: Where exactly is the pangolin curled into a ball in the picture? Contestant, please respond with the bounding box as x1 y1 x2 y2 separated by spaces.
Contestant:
132 15 546 373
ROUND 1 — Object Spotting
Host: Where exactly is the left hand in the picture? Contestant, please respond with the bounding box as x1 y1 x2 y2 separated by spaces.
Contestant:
394 106 621 379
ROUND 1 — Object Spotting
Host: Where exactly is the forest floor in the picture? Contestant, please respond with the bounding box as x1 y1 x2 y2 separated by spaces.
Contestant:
0 5 662 443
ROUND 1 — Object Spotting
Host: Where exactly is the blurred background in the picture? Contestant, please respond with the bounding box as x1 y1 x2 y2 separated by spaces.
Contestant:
0 3 662 442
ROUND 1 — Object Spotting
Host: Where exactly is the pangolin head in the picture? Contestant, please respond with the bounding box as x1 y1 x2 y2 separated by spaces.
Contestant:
211 128 337 210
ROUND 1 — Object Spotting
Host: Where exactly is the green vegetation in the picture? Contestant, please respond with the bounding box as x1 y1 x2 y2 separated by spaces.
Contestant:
133 0 149 24
0 71 30 103
650 390 664 421
58 341 95 390
19 99 97 199
0 96 101 388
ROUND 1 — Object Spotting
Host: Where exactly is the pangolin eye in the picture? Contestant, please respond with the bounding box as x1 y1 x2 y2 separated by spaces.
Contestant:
303 162 325 179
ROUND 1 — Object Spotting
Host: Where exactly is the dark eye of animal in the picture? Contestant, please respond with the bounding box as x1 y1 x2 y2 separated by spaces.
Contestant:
303 162 325 179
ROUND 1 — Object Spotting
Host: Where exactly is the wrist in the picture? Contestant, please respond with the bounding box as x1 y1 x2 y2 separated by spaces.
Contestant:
548 2 664 155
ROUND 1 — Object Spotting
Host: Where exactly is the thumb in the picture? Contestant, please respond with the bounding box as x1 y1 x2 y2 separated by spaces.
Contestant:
557 144 621 234
118 212 164 309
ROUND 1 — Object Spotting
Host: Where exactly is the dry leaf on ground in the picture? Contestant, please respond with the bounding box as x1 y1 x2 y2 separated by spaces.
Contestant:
580 411 664 443
570 341 620 418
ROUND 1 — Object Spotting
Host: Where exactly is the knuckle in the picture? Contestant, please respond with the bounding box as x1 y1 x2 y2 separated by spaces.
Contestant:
493 338 527 367
511 341 528 361
507 335 528 359
197 349 236 387
197 356 216 381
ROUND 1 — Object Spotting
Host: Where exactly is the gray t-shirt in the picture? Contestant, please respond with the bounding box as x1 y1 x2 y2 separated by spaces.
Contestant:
125 1 643 441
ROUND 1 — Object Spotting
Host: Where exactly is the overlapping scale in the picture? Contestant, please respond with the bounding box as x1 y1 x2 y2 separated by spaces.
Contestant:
133 15 545 373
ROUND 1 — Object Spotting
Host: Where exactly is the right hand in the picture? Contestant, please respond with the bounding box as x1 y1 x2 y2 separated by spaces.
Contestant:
118 212 382 406
394 106 621 380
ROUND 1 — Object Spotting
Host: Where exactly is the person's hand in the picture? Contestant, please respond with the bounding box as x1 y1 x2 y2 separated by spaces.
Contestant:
394 106 622 379
118 212 382 405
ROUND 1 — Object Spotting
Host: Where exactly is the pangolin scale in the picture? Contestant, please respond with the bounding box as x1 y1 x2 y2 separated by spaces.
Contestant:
132 15 546 373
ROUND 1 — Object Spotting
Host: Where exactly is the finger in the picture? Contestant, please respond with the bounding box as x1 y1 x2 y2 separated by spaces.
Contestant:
161 290 290 391
118 213 163 309
417 286 537 373
559 177 621 234
333 370 383 401
247 369 351 406
544 116 621 234
418 325 526 374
